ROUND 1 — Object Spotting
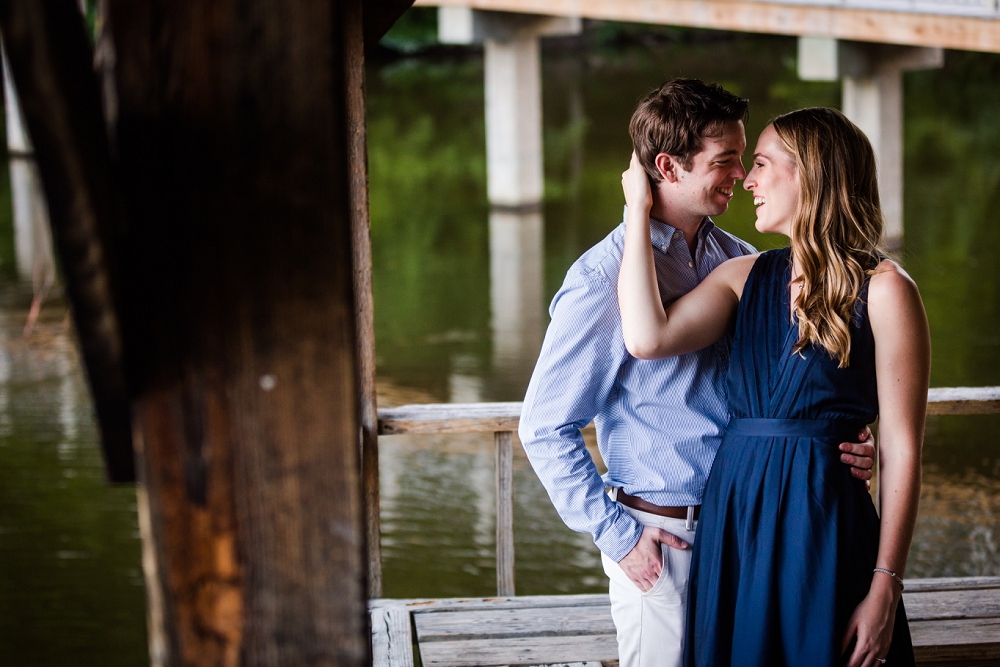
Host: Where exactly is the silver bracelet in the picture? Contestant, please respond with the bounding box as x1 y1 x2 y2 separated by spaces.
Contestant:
873 567 904 591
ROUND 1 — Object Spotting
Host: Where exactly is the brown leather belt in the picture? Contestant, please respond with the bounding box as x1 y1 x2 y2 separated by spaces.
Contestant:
616 489 700 521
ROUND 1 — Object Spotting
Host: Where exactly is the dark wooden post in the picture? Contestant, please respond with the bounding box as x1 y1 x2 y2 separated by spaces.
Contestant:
103 0 368 663
345 1 383 600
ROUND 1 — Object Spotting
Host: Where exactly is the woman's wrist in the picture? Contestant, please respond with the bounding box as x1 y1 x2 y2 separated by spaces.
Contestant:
870 569 903 605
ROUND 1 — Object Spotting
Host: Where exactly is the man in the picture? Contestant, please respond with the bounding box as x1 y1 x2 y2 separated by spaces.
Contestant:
518 79 875 667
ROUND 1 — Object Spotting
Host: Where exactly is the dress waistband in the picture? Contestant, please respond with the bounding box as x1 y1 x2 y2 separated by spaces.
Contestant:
727 418 866 440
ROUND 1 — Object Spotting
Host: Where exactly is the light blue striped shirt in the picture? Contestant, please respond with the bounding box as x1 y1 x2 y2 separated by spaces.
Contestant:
519 209 756 562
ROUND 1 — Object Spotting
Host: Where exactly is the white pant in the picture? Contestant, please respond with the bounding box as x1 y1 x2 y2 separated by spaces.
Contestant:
602 502 697 667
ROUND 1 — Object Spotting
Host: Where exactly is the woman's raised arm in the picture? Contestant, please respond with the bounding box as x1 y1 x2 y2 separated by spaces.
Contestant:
617 153 754 359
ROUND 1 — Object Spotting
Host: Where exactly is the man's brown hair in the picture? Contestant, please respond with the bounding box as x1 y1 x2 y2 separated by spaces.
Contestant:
629 78 749 180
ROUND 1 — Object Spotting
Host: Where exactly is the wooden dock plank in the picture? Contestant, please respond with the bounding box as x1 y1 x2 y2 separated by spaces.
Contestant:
370 594 610 613
371 607 415 667
380 583 1000 667
905 588 1000 621
415 605 615 642
910 617 1000 661
904 576 1000 592
410 586 1000 645
418 634 618 667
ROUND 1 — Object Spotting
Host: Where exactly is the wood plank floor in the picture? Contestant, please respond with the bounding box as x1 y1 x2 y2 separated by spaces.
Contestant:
370 577 1000 667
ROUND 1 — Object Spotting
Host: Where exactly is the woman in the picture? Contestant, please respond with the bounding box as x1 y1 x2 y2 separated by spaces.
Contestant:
617 108 929 667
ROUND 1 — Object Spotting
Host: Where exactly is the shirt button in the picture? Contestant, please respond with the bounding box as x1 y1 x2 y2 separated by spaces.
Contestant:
660 245 667 252
688 261 694 268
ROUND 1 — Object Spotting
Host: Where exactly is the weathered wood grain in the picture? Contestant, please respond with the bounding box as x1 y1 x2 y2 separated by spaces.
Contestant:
379 402 524 434
345 0 383 599
382 585 1000 667
415 605 615 642
910 617 1000 660
418 634 619 667
410 587 1000 639
495 430 516 597
903 588 1000 620
416 0 1000 53
372 608 416 667
105 0 370 663
905 576 1000 592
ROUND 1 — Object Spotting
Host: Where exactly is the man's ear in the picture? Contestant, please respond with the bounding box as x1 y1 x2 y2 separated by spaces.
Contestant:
655 153 680 184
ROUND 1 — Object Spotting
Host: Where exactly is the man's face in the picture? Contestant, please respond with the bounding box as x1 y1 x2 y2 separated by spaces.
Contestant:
666 120 747 219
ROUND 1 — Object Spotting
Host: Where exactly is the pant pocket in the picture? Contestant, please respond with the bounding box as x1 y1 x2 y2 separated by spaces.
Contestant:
643 542 691 603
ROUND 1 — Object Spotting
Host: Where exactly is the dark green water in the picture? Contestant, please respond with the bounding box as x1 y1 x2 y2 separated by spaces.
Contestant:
0 24 997 665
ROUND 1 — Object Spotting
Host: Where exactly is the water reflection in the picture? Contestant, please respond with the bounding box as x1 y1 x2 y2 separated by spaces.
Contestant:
490 208 544 392
0 308 146 666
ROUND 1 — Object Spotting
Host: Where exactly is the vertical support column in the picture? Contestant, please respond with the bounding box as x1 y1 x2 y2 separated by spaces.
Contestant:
494 430 515 597
440 9 579 208
842 71 904 245
797 38 942 251
484 34 543 208
2 46 54 285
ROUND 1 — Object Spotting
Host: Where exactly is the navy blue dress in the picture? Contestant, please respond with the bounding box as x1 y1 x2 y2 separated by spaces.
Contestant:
684 248 914 667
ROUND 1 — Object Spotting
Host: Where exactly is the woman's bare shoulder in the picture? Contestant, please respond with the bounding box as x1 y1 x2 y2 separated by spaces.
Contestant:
867 258 924 325
868 259 920 302
714 253 760 298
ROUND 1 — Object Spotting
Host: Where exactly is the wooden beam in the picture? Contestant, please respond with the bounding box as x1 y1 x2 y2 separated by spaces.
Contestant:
379 402 523 435
105 0 369 663
377 388 1000 435
0 0 134 482
926 386 1000 414
416 0 1000 54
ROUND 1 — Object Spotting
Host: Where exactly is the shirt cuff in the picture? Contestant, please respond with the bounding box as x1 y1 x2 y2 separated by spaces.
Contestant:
594 508 644 562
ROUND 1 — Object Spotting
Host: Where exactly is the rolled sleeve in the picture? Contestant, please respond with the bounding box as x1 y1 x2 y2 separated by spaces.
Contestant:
519 271 643 562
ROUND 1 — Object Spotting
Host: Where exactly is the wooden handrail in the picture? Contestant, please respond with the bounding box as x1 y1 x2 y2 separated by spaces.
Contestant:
377 386 1000 435
374 386 1000 597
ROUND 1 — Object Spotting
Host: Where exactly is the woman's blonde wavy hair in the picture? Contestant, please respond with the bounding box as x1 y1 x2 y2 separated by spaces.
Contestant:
770 107 884 368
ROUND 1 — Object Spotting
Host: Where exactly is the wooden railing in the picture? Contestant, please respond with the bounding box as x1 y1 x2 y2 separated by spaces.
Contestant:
375 386 1000 597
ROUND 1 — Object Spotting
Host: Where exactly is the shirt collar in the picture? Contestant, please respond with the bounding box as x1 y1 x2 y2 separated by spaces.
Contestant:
621 207 715 252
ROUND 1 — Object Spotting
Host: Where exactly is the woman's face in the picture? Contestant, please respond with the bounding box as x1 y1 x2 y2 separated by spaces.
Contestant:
743 125 799 237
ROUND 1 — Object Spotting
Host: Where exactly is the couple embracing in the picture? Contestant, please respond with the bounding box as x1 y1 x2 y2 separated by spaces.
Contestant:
519 78 928 667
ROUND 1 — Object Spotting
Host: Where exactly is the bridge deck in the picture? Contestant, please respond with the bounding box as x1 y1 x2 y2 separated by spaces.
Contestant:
416 0 1000 54
371 577 1000 667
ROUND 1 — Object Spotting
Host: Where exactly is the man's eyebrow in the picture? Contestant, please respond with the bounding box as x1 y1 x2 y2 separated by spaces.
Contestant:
709 149 740 160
